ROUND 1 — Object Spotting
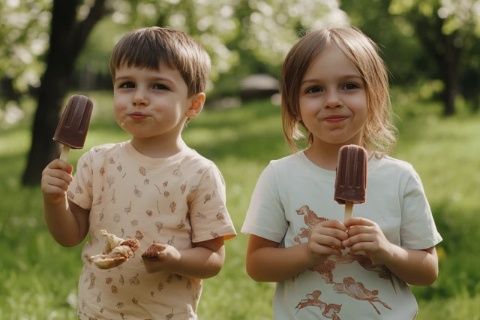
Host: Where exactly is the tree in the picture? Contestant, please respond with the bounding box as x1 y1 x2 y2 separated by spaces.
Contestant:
19 0 346 185
0 0 50 106
390 0 480 116
21 0 107 185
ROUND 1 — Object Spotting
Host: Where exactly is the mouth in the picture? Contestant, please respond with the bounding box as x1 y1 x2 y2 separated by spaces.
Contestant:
324 115 347 123
128 112 148 120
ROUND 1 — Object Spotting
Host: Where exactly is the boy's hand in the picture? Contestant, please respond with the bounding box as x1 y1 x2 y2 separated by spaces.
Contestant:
41 159 73 204
342 217 393 265
142 243 181 273
307 220 348 266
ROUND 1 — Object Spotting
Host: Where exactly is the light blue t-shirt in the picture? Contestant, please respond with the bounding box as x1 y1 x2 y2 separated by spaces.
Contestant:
242 151 442 320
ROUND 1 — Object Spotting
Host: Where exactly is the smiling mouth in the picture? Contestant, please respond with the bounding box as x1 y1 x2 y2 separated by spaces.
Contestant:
324 116 347 123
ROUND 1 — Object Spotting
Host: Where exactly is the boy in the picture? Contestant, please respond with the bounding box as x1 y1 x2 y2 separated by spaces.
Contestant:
41 27 236 319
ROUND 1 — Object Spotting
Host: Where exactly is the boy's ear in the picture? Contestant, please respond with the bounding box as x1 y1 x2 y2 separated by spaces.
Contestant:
185 92 206 119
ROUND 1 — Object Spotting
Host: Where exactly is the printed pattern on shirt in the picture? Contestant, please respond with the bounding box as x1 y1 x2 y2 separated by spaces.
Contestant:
67 143 236 319
293 205 394 318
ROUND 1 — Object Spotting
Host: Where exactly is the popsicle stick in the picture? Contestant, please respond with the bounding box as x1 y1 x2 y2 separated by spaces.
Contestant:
344 202 353 221
59 145 70 162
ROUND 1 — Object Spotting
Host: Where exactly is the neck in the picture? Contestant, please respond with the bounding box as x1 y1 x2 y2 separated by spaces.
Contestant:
304 140 366 170
304 144 340 171
130 135 186 158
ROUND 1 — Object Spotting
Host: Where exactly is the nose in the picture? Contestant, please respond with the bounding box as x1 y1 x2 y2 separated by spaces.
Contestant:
133 88 149 107
324 89 341 108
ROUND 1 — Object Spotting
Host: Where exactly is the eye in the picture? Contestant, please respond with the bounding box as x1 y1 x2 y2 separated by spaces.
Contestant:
341 82 361 91
304 85 323 94
117 81 135 89
152 83 170 90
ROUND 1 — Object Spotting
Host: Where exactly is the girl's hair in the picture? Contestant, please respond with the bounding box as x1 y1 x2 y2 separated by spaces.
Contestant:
281 26 396 154
109 27 211 96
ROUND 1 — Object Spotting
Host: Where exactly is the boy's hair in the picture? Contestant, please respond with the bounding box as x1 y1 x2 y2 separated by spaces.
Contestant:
281 26 396 153
109 26 211 96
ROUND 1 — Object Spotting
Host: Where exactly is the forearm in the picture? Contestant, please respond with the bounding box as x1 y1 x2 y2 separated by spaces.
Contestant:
177 246 225 278
247 243 313 282
146 246 225 279
43 197 84 246
384 245 438 286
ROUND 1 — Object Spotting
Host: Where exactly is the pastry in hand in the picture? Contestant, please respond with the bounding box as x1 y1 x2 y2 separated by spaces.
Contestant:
141 243 166 260
89 229 140 269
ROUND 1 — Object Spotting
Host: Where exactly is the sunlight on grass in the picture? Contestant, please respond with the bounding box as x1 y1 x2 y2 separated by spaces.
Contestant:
0 130 30 155
395 116 480 212
418 295 480 320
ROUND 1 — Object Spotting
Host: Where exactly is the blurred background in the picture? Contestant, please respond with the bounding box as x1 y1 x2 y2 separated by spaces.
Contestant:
1 0 479 319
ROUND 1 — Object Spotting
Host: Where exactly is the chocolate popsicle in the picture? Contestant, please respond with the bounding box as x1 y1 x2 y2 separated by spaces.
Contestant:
53 95 93 161
334 144 368 220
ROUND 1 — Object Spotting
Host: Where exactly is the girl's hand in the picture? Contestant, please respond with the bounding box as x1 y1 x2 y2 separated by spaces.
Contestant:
41 159 73 204
307 220 348 266
342 217 393 265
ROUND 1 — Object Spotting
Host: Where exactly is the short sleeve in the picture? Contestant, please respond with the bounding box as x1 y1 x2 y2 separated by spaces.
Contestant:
67 151 93 210
400 167 443 249
189 164 236 243
241 163 288 243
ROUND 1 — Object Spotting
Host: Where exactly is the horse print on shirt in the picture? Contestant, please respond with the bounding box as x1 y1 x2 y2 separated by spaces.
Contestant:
293 205 394 317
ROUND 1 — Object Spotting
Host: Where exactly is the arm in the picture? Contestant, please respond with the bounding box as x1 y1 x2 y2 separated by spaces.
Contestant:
343 217 438 285
41 159 90 246
246 220 349 282
142 237 226 279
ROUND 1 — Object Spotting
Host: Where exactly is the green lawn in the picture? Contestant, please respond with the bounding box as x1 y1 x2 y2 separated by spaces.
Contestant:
0 92 479 319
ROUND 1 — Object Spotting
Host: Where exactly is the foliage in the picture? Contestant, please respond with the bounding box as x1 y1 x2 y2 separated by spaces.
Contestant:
390 0 480 35
389 0 480 114
1 92 480 318
1 0 347 102
340 0 427 86
0 0 50 101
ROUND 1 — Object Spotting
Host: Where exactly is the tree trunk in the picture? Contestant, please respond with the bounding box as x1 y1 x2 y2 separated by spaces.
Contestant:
438 23 459 117
441 60 458 117
21 0 107 186
411 7 461 117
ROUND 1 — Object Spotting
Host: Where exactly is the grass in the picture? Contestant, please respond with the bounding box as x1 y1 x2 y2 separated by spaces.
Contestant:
0 91 479 319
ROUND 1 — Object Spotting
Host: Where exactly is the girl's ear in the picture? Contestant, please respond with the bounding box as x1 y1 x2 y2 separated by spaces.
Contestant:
185 92 206 119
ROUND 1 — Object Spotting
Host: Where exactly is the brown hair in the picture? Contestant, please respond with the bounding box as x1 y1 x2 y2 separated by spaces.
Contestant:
109 27 211 96
281 26 396 153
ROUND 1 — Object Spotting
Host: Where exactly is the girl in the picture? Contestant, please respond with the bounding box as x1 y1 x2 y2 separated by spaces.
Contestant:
242 27 442 320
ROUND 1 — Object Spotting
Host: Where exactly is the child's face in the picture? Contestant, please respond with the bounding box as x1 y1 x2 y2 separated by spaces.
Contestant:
113 65 201 142
298 44 368 147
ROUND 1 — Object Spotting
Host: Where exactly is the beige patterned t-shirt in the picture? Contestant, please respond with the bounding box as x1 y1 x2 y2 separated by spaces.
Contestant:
68 141 236 320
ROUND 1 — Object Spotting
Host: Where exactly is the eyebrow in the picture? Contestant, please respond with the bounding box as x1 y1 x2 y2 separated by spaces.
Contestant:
301 75 363 85
114 75 176 84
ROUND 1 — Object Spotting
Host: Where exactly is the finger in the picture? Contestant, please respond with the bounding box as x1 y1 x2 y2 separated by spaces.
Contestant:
346 225 375 237
321 219 347 231
43 174 72 190
349 242 377 254
311 234 345 249
149 243 167 256
308 241 341 256
43 184 68 196
47 159 73 173
313 226 349 241
344 217 374 228
44 167 73 184
343 233 374 247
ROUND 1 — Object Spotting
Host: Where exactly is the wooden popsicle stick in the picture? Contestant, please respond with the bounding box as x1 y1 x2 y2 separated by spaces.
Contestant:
344 202 353 221
59 145 70 162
